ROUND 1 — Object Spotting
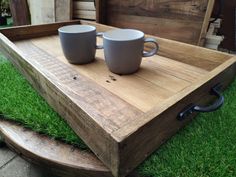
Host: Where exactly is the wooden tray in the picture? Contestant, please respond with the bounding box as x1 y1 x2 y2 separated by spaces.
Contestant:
0 20 235 177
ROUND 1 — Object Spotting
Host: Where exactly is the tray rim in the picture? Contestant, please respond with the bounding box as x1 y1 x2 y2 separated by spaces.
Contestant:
0 20 235 177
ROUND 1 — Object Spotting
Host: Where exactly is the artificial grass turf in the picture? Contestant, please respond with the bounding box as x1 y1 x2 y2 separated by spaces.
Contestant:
0 17 13 28
0 54 236 176
0 55 88 150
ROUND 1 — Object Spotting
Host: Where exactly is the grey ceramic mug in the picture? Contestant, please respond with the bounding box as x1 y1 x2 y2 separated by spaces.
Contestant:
102 29 159 74
58 25 103 64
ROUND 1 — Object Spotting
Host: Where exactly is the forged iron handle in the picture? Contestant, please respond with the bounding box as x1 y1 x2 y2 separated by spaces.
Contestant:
194 86 224 112
178 84 224 121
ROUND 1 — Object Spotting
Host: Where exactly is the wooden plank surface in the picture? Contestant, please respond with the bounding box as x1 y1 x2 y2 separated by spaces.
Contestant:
55 0 72 22
27 0 55 24
73 10 96 20
20 35 210 112
95 0 106 23
96 0 215 45
27 0 72 24
74 1 96 11
73 1 96 20
9 0 30 26
198 0 215 45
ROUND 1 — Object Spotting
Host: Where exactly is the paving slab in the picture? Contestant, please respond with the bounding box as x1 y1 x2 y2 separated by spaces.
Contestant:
0 147 57 177
0 155 53 177
0 147 16 167
0 135 64 177
0 156 32 177
29 164 52 177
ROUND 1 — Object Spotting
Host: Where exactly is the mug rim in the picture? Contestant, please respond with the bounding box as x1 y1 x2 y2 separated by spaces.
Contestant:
58 25 96 34
103 29 144 42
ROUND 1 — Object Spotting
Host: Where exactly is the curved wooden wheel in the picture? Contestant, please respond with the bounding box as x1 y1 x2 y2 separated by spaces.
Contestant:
0 119 112 177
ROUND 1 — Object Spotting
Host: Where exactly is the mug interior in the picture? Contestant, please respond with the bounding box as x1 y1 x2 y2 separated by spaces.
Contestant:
58 25 96 33
104 29 144 41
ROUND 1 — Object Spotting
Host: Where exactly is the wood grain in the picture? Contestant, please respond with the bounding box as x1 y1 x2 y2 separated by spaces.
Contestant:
74 1 96 11
107 14 202 45
27 0 72 24
9 0 30 26
96 0 215 45
198 0 215 45
95 0 106 23
55 0 72 22
27 0 55 24
26 35 209 112
73 10 96 20
73 1 96 20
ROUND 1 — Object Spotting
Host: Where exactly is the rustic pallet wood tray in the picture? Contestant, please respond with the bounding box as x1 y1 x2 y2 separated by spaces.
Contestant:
0 20 235 177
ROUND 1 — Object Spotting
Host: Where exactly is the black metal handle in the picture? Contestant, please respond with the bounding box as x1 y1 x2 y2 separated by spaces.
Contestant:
178 84 224 121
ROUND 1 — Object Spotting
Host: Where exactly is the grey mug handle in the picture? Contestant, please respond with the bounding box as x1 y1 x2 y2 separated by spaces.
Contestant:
96 32 104 49
143 38 159 57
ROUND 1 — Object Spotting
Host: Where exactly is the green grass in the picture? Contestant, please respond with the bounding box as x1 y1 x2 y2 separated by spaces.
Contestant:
0 55 88 150
0 54 236 176
0 17 13 29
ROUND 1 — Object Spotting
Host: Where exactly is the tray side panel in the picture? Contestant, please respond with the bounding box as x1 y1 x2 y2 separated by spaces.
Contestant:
0 20 80 41
113 61 236 177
